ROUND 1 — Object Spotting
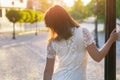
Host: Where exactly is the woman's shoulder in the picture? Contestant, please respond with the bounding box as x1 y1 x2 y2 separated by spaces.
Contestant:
76 27 91 34
77 27 88 30
47 38 54 45
73 27 83 34
74 27 92 40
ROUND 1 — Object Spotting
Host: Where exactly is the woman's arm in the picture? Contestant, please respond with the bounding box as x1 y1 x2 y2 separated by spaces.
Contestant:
43 58 55 80
86 28 118 62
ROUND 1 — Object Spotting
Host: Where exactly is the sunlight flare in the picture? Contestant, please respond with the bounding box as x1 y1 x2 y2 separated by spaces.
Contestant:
82 0 91 5
63 0 91 7
63 0 74 7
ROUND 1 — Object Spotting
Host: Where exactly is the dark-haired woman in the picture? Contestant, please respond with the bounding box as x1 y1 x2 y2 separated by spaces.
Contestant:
43 5 118 80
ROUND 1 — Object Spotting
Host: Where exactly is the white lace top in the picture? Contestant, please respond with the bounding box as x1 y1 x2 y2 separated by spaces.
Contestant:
47 27 94 80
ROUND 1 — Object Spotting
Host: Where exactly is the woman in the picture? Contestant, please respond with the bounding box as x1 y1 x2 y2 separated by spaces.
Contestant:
43 5 118 80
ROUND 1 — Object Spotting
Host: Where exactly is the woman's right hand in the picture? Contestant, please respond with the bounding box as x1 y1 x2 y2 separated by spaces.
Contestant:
109 28 119 43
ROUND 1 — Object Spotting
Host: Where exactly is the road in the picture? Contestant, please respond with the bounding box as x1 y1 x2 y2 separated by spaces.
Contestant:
0 32 48 80
0 23 120 80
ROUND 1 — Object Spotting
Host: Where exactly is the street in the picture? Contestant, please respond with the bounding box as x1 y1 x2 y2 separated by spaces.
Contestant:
0 32 48 80
0 23 120 80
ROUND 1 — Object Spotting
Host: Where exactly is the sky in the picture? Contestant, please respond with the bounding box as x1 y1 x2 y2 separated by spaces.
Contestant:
63 0 91 7
0 0 91 8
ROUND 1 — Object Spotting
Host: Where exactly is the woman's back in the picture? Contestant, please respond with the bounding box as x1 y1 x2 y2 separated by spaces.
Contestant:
47 27 93 80
43 5 118 80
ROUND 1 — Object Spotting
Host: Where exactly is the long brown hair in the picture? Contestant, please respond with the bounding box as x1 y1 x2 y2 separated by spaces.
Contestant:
44 5 80 41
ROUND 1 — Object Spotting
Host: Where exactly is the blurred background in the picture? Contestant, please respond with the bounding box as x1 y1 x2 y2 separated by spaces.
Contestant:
0 0 120 80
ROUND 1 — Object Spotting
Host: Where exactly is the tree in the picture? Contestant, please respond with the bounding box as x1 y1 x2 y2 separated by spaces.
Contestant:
69 0 87 21
85 0 105 47
86 0 105 22
97 0 105 22
18 9 43 35
32 11 43 23
32 11 43 35
116 0 120 19
19 9 43 23
85 0 95 17
19 9 33 23
6 9 21 39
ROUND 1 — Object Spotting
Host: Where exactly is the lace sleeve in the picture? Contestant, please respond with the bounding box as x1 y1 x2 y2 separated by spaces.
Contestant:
47 41 56 58
82 28 94 47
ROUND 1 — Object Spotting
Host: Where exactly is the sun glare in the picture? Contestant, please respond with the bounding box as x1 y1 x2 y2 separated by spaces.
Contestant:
63 0 74 7
63 0 91 7
82 0 91 5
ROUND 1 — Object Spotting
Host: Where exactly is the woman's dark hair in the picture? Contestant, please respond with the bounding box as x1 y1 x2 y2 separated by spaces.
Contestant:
44 5 80 41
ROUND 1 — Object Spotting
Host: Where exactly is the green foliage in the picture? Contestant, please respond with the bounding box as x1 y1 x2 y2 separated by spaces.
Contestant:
116 0 120 19
86 0 105 22
97 0 105 22
34 11 43 22
6 9 22 39
19 9 31 23
86 0 120 21
6 9 21 23
69 0 87 21
18 9 43 23
85 0 95 16
70 11 85 21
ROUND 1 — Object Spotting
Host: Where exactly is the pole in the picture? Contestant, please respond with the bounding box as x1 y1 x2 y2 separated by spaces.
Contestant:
13 22 15 39
94 0 99 47
35 14 38 35
105 0 116 80
33 6 38 35
35 21 37 35
95 12 99 47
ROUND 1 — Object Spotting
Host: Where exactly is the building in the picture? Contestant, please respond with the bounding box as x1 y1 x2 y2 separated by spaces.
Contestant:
0 0 27 32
